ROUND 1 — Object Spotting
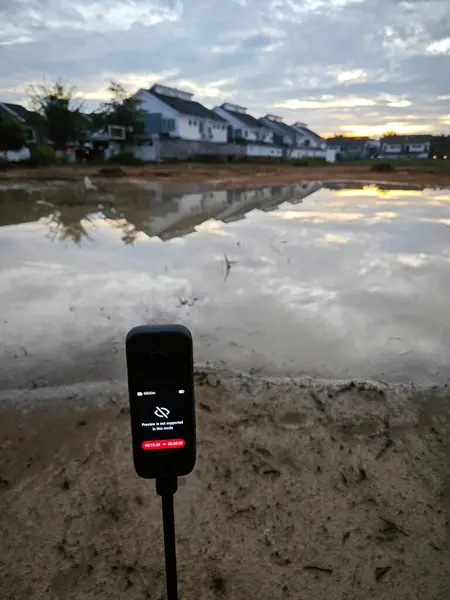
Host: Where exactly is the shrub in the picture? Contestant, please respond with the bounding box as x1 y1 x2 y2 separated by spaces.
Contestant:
55 151 69 165
0 156 10 169
371 162 395 173
291 158 326 167
25 146 57 167
97 166 127 178
108 151 143 165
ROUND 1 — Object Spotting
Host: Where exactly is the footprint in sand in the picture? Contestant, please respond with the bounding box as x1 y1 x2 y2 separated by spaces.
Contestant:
277 411 306 429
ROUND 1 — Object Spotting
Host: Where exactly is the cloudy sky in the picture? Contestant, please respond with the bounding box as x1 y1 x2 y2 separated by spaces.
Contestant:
1 0 449 136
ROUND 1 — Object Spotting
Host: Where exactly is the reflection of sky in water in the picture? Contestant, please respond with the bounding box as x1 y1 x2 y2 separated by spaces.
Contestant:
1 182 450 385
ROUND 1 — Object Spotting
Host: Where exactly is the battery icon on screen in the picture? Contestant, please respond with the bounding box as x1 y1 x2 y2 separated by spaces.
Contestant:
178 390 185 394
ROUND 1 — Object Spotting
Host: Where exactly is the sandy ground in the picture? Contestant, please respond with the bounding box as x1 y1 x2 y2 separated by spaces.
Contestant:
1 370 450 600
1 162 450 188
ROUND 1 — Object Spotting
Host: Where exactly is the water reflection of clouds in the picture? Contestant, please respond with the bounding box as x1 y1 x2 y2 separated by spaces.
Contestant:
1 182 450 382
272 210 366 222
422 218 450 226
323 233 351 244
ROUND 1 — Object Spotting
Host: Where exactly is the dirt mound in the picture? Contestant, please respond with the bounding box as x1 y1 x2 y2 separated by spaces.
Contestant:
97 166 128 178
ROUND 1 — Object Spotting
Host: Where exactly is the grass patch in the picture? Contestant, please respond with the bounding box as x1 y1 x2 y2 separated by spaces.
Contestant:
108 151 144 166
290 158 327 167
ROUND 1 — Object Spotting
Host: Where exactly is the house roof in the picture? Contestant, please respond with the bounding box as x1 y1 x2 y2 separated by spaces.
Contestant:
381 134 432 144
219 105 264 129
261 116 297 139
326 136 370 149
149 89 225 123
292 124 324 143
0 102 43 125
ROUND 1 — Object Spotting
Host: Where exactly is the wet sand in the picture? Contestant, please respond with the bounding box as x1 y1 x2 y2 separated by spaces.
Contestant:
1 162 450 188
1 370 449 600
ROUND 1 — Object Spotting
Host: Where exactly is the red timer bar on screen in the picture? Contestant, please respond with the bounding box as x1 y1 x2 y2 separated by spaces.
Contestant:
141 439 186 451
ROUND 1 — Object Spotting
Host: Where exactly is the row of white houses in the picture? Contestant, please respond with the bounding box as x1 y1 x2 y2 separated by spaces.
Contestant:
131 84 336 161
1 84 433 162
122 83 432 161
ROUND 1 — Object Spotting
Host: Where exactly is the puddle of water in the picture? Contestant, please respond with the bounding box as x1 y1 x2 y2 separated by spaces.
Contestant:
1 180 450 387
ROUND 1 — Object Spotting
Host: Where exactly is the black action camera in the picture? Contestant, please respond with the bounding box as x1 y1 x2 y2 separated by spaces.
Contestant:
125 324 196 479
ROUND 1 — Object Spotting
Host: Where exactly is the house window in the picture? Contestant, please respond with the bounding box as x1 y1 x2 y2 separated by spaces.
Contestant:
162 118 176 132
24 128 36 143
244 130 248 137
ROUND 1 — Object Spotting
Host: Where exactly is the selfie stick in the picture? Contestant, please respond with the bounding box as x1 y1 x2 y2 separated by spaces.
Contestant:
156 477 179 600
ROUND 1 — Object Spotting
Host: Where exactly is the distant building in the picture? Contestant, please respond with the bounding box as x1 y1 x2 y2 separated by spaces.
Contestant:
213 103 283 158
290 122 335 161
134 84 228 143
379 135 431 159
260 115 332 160
326 136 379 160
259 114 301 158
0 102 45 146
0 102 46 160
290 122 326 150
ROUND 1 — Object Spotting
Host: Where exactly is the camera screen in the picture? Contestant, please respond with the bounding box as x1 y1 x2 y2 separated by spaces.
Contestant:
133 388 191 451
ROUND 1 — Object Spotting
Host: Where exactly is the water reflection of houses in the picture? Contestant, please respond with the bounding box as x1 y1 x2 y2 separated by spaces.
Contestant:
125 182 324 240
0 181 324 244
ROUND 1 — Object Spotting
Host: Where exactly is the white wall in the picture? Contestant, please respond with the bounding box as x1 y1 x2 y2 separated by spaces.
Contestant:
214 107 242 137
178 115 227 143
247 144 283 157
106 141 156 161
133 144 157 161
214 106 267 142
136 89 227 143
135 89 181 137
290 148 327 159
260 129 274 143
326 148 337 163
5 146 31 162
383 144 402 153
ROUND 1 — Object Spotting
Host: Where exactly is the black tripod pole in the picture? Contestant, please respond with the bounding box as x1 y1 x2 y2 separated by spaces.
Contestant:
156 477 179 600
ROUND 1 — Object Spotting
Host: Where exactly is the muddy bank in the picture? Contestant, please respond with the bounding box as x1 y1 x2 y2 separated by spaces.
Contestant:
1 371 449 600
1 162 450 188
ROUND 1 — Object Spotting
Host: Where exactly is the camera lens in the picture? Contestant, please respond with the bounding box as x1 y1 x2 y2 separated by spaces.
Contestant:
149 351 171 381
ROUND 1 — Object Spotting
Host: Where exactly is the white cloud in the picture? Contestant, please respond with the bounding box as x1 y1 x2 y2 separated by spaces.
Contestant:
0 23 33 46
275 96 376 109
426 37 450 55
377 94 412 108
172 78 236 98
387 100 412 108
331 69 367 83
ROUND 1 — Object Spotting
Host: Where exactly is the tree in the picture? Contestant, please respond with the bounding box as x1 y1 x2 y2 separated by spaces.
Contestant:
0 111 24 156
94 81 146 146
27 79 84 150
